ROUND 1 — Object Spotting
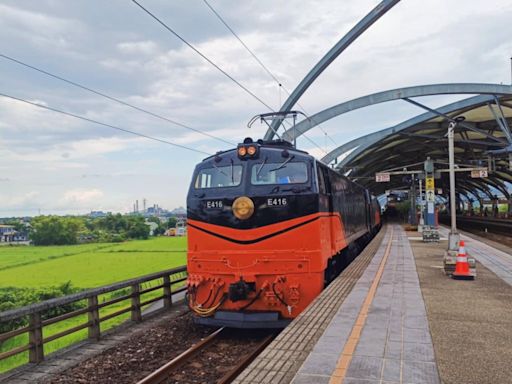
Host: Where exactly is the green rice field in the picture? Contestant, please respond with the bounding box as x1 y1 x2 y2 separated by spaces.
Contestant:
0 237 187 373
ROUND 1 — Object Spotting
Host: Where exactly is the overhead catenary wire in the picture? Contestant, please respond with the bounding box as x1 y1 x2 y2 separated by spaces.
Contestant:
202 0 280 87
0 53 234 147
201 0 336 150
0 92 212 156
131 0 274 112
132 0 327 155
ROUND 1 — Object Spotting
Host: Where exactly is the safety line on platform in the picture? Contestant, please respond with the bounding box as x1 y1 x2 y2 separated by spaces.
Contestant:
329 226 395 384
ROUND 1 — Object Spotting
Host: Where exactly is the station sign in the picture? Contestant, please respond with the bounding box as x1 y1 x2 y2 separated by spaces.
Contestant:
375 173 390 182
425 177 435 190
426 190 436 202
471 169 488 178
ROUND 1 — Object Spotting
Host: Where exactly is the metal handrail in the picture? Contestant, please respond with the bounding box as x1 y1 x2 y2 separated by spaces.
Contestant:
0 266 187 368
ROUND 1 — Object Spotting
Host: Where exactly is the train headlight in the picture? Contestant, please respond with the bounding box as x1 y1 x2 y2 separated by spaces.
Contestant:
247 145 257 156
237 147 247 157
232 196 254 220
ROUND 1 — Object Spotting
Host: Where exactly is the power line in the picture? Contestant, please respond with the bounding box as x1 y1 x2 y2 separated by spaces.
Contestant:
0 92 212 156
132 0 327 155
0 53 234 146
131 0 274 112
201 0 336 150
202 0 280 86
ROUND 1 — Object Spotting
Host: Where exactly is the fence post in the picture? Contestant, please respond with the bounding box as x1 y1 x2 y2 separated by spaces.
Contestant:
131 284 142 322
88 296 100 340
163 275 172 309
28 313 44 363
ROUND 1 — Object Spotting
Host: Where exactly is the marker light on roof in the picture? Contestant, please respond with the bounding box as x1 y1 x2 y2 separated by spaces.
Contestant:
238 146 247 157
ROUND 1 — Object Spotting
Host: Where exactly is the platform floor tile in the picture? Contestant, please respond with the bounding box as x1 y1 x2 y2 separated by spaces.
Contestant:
293 225 441 384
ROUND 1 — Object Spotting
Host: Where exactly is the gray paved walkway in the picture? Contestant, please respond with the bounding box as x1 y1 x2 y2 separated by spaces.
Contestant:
293 225 440 384
438 226 512 287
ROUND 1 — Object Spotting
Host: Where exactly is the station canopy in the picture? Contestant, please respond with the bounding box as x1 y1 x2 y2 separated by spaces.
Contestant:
336 95 512 200
266 84 512 201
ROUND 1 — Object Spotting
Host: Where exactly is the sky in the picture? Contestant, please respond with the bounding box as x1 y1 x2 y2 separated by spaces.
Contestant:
1 0 512 217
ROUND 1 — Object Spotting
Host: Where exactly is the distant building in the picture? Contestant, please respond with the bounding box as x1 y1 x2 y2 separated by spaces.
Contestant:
0 225 15 242
171 206 187 218
0 225 29 243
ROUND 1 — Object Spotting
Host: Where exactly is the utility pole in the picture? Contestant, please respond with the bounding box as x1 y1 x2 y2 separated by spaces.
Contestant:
443 117 476 276
447 120 460 251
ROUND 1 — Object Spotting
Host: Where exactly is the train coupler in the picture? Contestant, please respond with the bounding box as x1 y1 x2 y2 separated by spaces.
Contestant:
228 277 256 302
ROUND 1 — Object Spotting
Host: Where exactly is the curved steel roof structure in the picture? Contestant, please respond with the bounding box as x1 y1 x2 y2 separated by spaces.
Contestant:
274 83 512 147
259 0 512 202
328 92 512 199
267 0 400 135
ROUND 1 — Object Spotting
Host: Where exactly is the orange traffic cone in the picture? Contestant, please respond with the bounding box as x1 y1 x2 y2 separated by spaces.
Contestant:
452 240 474 280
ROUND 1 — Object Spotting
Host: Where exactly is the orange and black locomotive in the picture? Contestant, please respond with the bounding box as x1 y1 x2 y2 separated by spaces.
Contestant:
186 138 380 328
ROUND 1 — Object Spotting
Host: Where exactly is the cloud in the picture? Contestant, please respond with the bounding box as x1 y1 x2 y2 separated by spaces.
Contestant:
117 40 159 55
63 188 104 204
0 191 40 208
1 0 512 215
0 3 83 50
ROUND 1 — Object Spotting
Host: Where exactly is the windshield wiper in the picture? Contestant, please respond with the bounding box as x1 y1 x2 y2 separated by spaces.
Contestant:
256 156 268 177
269 155 295 172
269 186 280 194
212 163 229 177
283 186 311 193
230 159 234 183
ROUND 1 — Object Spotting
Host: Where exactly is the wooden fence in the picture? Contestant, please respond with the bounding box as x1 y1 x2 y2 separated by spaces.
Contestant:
0 266 187 365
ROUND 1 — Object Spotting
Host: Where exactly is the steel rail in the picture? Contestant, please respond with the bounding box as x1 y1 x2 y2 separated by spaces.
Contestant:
136 327 276 384
217 334 275 384
136 327 225 384
439 215 512 236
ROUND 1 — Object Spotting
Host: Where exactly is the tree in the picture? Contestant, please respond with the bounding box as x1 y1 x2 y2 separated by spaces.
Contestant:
167 217 178 229
126 216 150 239
30 216 85 245
395 201 411 223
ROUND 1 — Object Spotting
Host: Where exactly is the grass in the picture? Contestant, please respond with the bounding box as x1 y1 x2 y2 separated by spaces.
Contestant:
0 237 187 373
0 238 186 288
0 243 118 271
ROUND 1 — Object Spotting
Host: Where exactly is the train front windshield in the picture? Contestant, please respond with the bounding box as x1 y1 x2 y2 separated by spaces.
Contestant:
250 161 308 185
194 164 243 189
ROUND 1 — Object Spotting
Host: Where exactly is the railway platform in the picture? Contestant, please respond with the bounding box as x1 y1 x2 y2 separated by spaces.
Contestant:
235 224 512 384
437 226 512 286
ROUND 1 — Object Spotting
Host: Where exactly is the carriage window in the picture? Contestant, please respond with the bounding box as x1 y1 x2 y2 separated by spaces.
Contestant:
317 165 327 194
251 162 308 185
194 165 242 188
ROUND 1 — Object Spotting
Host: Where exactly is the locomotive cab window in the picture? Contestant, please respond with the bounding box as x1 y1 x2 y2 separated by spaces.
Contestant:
251 162 308 185
194 165 243 189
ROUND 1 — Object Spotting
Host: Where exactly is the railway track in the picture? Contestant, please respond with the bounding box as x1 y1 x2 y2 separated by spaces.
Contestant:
439 215 512 237
136 327 275 384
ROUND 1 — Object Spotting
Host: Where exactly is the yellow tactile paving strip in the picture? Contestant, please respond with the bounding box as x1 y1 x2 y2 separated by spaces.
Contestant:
233 228 387 384
329 227 394 384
